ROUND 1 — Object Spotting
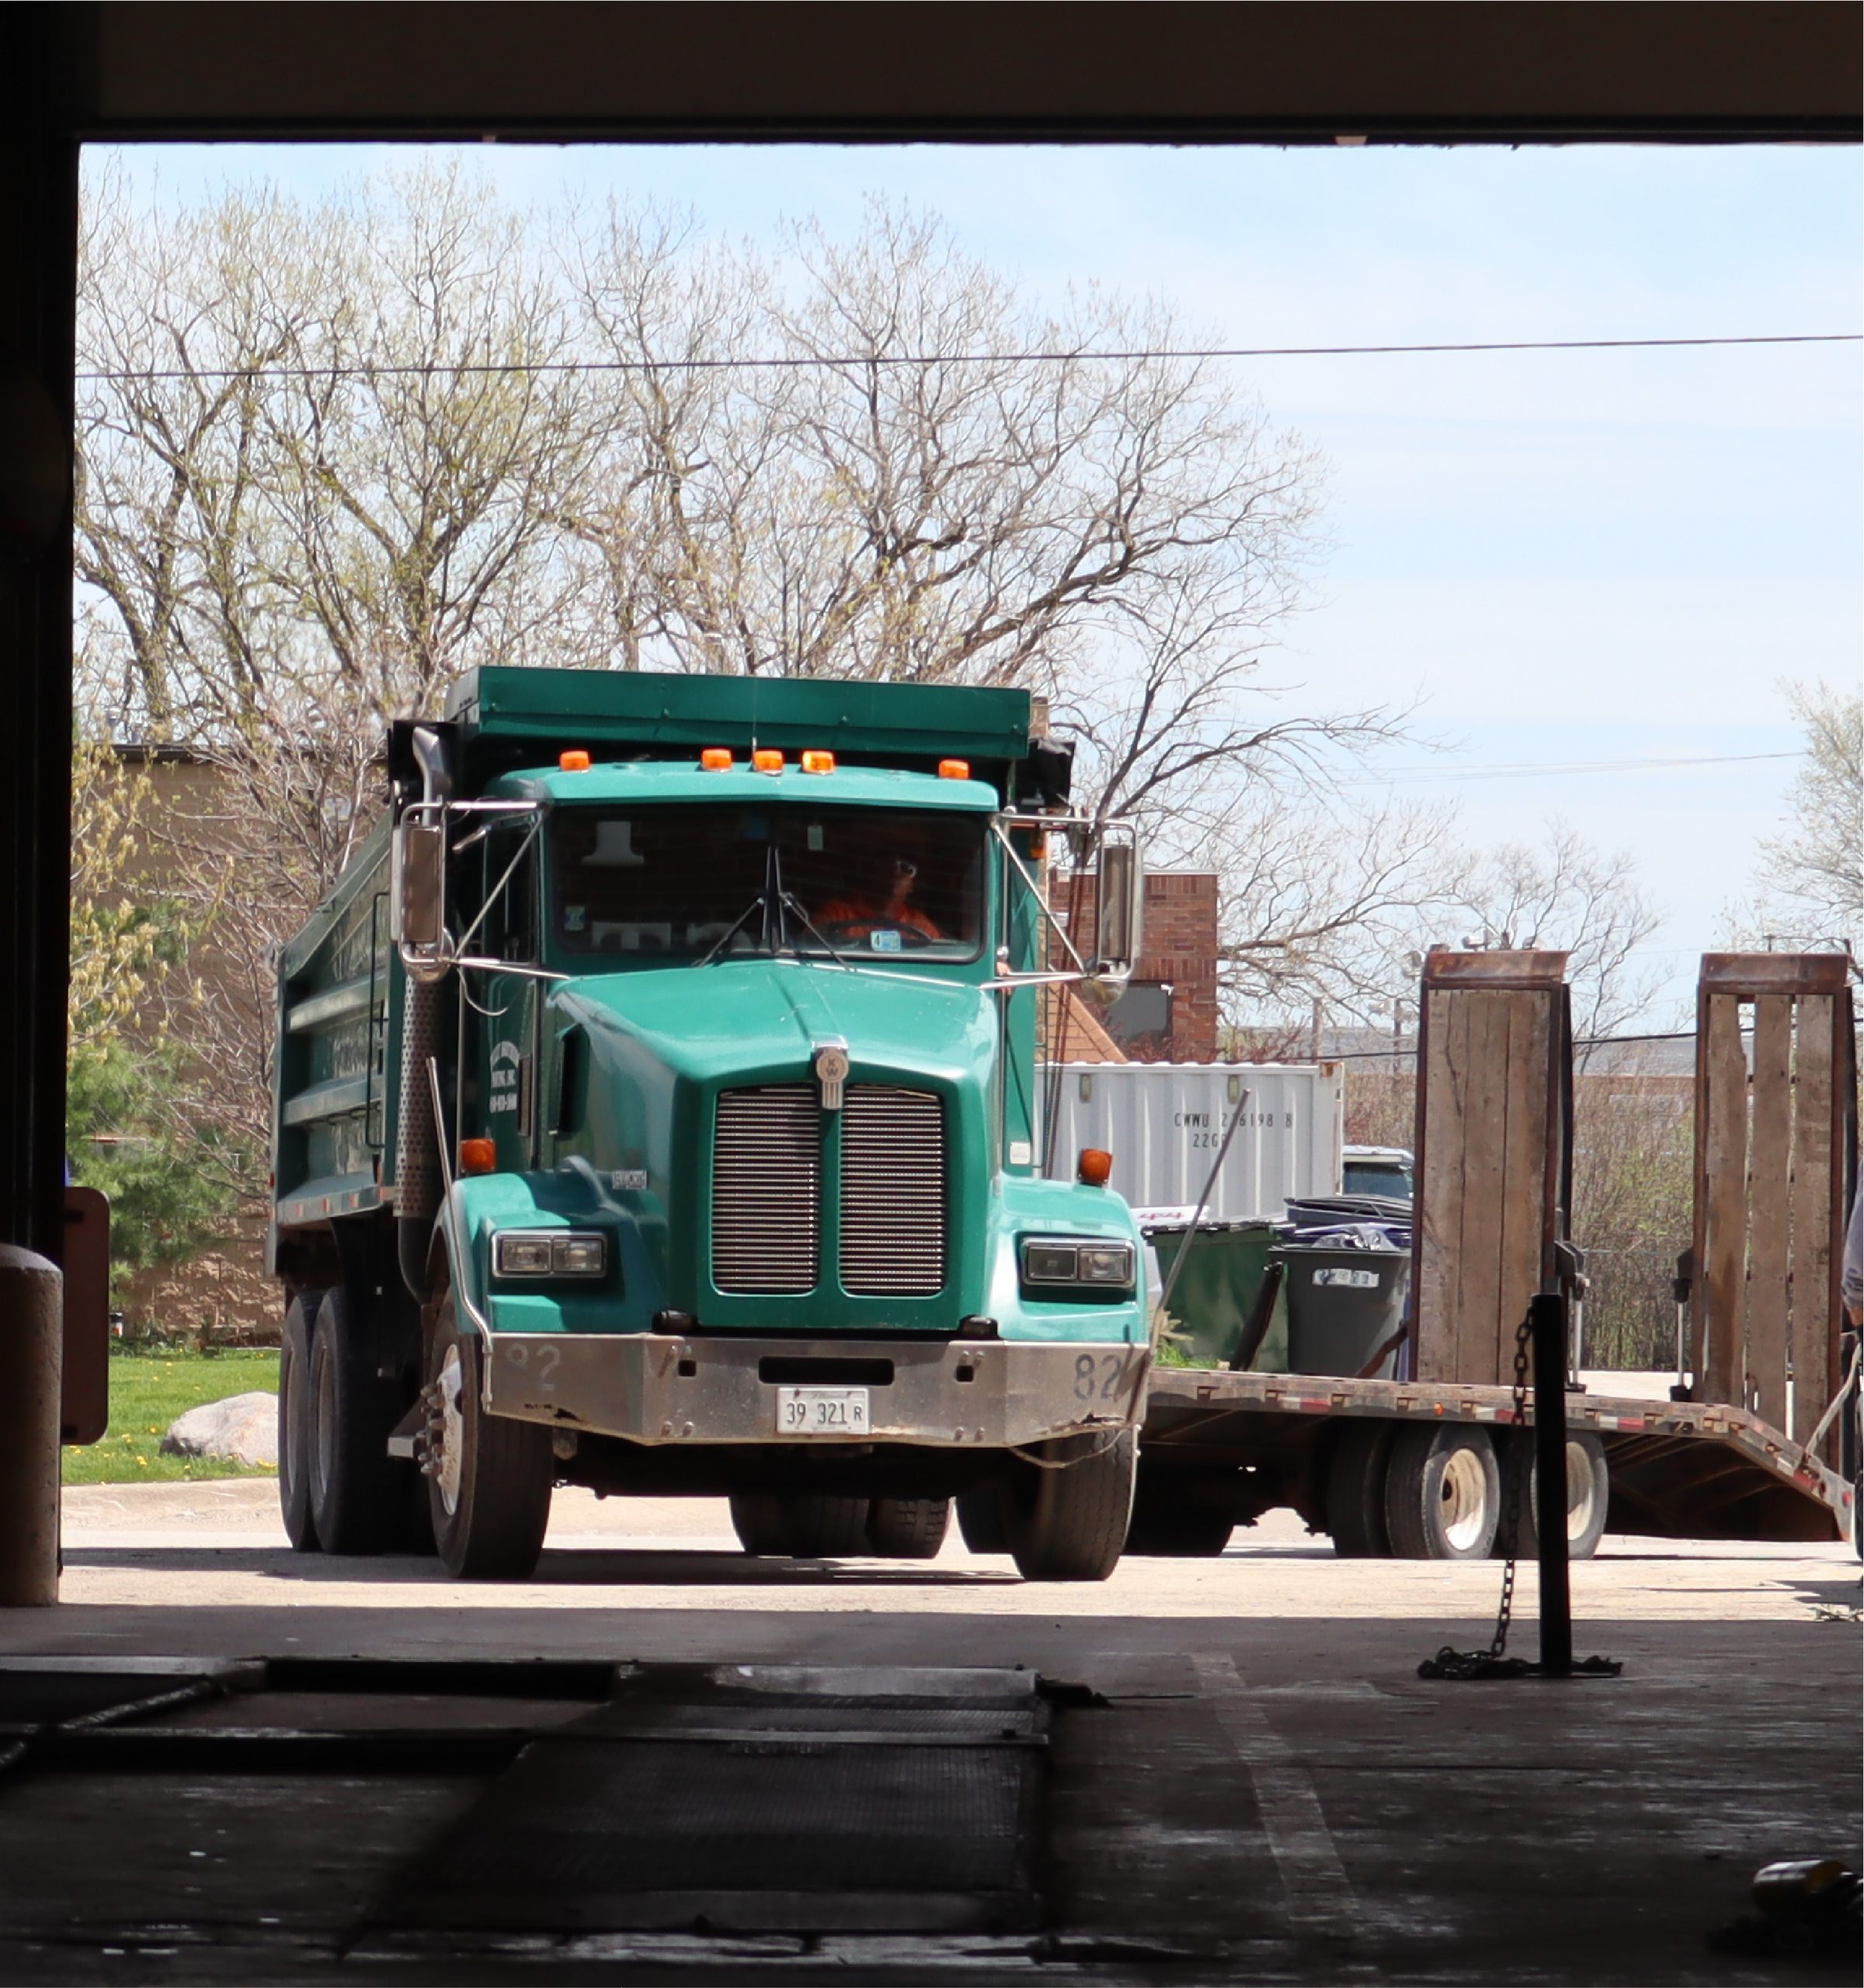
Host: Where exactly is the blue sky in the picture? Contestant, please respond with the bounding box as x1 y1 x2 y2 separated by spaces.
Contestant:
91 141 1862 1020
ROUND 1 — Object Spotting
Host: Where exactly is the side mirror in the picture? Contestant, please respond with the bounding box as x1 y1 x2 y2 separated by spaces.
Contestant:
1094 840 1144 973
391 818 446 951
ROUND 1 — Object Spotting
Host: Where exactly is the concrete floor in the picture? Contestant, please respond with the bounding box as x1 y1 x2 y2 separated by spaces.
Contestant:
0 1487 1855 1984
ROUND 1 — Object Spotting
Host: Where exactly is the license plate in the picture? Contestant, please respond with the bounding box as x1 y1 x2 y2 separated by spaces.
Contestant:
776 1387 870 1436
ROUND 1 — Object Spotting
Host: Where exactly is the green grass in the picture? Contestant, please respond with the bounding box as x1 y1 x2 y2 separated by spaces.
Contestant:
64 1349 280 1486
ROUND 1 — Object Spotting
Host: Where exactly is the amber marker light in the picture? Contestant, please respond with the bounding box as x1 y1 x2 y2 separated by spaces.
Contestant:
752 748 784 774
460 1138 497 1176
800 749 836 775
938 758 970 780
1077 1147 1114 1187
558 749 592 772
700 748 732 771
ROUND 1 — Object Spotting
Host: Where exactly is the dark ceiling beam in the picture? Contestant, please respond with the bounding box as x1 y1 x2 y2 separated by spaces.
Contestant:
78 2 1862 144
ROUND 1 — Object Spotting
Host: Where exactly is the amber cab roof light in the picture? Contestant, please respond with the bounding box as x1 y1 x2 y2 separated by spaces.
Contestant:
800 749 836 775
1077 1147 1114 1187
752 748 784 775
938 758 970 780
701 748 732 771
559 749 592 773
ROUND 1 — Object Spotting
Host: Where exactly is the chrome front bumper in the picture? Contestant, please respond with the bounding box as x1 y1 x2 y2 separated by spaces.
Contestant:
481 1330 1149 1449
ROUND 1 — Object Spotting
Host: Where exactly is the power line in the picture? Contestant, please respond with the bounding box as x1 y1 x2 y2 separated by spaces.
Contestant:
73 330 1862 386
1340 749 1803 786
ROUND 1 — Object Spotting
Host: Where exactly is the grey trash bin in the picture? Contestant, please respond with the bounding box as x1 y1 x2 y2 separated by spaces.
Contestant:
1277 1236 1410 1381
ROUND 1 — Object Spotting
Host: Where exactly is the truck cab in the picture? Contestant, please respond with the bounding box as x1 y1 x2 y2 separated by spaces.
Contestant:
272 669 1151 1580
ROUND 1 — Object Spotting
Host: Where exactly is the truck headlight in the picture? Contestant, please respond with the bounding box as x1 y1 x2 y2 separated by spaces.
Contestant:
492 1230 608 1279
1021 1238 1135 1291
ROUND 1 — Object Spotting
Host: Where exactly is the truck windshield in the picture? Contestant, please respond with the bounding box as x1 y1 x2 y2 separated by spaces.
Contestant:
551 804 986 961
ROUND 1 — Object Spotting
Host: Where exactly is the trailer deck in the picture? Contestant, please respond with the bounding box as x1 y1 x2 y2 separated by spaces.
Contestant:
1142 1367 1855 1545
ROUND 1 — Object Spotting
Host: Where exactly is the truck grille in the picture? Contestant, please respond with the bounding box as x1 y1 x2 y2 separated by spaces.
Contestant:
841 1086 947 1297
711 1086 821 1294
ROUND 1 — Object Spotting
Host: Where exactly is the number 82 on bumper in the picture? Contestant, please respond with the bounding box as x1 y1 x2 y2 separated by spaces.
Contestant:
777 1387 870 1435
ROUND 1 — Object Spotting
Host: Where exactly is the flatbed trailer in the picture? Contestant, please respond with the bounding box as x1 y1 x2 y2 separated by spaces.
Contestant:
1133 1366 1855 1555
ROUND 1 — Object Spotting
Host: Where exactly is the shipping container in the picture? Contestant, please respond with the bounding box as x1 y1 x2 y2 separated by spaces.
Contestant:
1040 1062 1343 1222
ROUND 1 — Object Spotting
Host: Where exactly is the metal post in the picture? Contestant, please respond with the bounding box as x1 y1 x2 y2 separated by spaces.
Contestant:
1529 1291 1573 1677
0 1247 62 1604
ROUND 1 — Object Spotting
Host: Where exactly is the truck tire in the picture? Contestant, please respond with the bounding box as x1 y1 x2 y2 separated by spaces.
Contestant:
955 1487 1008 1554
1384 1423 1501 1560
1326 1420 1396 1558
308 1288 404 1555
1004 1429 1138 1582
867 1496 951 1559
426 1298 554 1580
1494 1430 1608 1561
774 1494 871 1558
729 1492 788 1555
277 1288 325 1553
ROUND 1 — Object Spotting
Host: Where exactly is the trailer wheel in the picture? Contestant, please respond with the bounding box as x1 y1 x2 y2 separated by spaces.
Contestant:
1326 1420 1396 1558
307 1288 405 1555
277 1288 325 1553
867 1497 951 1559
773 1494 872 1558
426 1299 554 1580
1004 1429 1138 1582
955 1487 1008 1554
1494 1431 1608 1560
728 1492 788 1555
1383 1423 1501 1560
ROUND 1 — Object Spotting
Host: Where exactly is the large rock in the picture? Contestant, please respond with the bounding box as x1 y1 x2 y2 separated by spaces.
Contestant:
161 1391 278 1467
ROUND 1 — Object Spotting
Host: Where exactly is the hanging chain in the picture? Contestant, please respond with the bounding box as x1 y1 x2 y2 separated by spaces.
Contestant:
1419 1310 1536 1680
1484 1310 1535 1658
1419 1306 1621 1681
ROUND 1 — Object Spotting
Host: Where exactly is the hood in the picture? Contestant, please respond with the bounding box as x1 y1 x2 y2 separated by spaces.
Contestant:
553 957 998 1092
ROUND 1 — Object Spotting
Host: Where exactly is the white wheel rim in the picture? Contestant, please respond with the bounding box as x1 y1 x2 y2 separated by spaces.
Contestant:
436 1345 465 1517
1440 1448 1490 1552
1564 1441 1598 1541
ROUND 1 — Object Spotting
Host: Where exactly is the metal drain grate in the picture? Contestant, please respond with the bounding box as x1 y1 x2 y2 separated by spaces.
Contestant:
377 1665 1046 1936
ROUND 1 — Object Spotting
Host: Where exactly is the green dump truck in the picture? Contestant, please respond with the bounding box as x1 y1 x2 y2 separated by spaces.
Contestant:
270 668 1150 1580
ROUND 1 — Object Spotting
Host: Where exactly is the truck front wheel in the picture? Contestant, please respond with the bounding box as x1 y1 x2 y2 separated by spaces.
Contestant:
1003 1430 1138 1582
426 1299 554 1580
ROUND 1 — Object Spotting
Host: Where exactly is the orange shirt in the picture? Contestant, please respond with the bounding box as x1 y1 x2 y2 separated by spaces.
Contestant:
814 893 943 941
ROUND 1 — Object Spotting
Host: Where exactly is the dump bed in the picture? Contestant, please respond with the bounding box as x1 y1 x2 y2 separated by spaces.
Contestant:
271 818 397 1231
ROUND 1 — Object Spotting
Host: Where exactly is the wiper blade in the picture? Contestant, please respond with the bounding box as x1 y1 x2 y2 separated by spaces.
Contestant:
781 894 854 968
692 894 767 968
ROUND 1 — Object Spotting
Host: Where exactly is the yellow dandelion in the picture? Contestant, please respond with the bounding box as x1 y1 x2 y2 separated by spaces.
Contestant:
136 1456 148 1468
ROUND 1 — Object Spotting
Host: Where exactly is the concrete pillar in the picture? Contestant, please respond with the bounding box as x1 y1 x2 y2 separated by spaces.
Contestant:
0 1246 61 1604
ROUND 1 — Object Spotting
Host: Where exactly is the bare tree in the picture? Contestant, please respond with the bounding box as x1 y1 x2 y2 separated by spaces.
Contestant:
1438 818 1664 1047
1754 679 1862 960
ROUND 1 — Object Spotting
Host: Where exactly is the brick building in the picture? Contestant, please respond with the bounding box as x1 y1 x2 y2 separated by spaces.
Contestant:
1051 869 1220 1063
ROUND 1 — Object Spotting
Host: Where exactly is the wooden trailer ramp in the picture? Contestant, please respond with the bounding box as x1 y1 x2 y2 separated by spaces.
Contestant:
1141 1367 1855 1546
1692 954 1859 1464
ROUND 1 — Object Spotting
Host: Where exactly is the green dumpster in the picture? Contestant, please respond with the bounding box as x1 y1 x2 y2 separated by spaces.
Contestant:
1144 1218 1287 1371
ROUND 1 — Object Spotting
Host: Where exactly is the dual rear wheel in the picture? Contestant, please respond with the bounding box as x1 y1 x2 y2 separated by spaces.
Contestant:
1325 1420 1608 1561
729 1493 952 1561
279 1285 428 1557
